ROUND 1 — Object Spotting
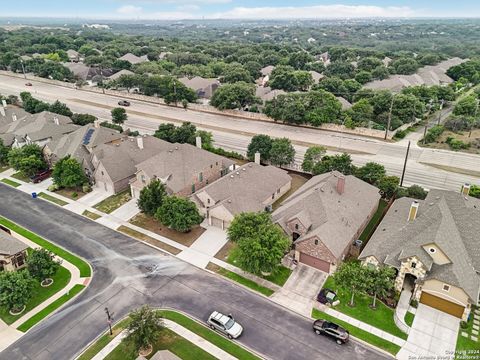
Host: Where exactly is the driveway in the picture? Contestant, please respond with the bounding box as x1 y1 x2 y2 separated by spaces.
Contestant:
271 264 327 316
0 184 388 360
397 304 460 360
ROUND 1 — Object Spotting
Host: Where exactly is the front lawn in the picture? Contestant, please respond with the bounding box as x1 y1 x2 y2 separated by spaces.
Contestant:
358 199 388 243
0 265 71 325
117 225 181 255
93 190 132 214
322 276 407 340
404 311 415 327
456 306 480 355
17 284 85 332
38 192 69 206
1 178 21 187
312 309 401 356
11 172 30 182
0 216 91 277
54 188 87 200
206 262 274 297
129 213 204 247
82 210 101 220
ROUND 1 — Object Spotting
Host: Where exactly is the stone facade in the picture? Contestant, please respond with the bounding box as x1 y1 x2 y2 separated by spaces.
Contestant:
395 256 427 297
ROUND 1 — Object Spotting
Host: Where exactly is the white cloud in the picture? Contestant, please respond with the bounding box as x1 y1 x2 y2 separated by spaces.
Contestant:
176 4 200 12
210 5 416 19
116 5 143 15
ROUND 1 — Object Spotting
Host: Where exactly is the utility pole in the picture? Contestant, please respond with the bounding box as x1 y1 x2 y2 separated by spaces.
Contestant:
20 59 27 80
384 95 394 140
105 307 114 335
400 141 411 187
173 80 177 107
470 99 479 138
423 102 433 145
437 99 445 125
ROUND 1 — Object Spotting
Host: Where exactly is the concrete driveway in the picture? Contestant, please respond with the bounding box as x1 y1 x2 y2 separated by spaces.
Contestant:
271 264 327 316
397 304 460 360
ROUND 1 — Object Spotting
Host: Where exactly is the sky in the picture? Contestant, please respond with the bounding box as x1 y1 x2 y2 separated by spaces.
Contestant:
2 1 480 20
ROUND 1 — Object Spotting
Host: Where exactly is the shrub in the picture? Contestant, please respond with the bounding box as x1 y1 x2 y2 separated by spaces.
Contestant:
393 129 407 139
424 125 444 143
410 299 418 308
100 122 123 132
82 183 92 193
71 192 78 198
48 184 60 192
460 321 468 329
448 139 470 151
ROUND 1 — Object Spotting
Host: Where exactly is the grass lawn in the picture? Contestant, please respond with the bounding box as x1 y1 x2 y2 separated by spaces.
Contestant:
272 172 310 211
55 188 87 200
322 276 407 340
312 308 401 356
38 192 69 206
105 328 217 360
456 307 480 356
117 225 181 255
358 199 388 243
77 318 132 360
129 213 204 247
93 190 132 214
224 244 292 286
0 266 71 325
17 284 85 332
1 178 21 187
82 210 101 220
404 311 415 327
0 216 91 277
11 172 31 182
206 262 274 297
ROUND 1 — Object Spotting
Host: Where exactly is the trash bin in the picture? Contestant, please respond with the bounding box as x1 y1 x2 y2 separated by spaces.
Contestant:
32 192 37 199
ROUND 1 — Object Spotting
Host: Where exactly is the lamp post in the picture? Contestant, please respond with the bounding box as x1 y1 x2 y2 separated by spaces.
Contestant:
422 101 434 145
384 95 394 140
400 141 411 188
105 307 114 335
20 59 27 80
437 99 445 126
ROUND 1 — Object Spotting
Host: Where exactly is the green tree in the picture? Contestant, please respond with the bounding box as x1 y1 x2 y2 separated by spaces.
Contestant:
366 266 396 309
378 176 400 199
26 248 61 283
154 123 177 143
247 134 273 162
453 95 478 117
355 162 386 185
111 107 127 124
391 57 419 75
347 99 374 126
155 196 203 232
269 138 295 167
312 153 355 175
8 144 47 177
49 100 73 117
333 261 368 306
137 179 167 216
227 212 272 243
52 156 87 188
0 139 9 166
210 82 260 110
0 270 35 311
71 113 97 126
126 305 164 352
302 146 326 172
469 185 480 199
406 184 428 200
172 122 196 144
220 64 253 83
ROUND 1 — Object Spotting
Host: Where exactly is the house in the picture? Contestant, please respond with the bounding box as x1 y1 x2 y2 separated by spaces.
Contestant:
273 171 380 273
315 52 330 66
178 76 220 99
0 104 29 128
255 86 286 103
260 65 275 77
336 96 352 110
0 111 78 148
0 229 28 272
130 142 235 199
63 63 114 82
309 71 324 84
43 123 123 176
119 53 149 65
193 162 292 230
108 69 135 82
359 187 480 321
158 52 172 60
91 135 171 194
66 49 80 62
136 350 180 360
382 56 393 67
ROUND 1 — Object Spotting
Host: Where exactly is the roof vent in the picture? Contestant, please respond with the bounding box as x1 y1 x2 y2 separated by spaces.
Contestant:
236 171 240 175
230 175 234 178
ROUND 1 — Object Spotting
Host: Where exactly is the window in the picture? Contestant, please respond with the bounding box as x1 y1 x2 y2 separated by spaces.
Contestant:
443 284 450 292
272 193 275 199
314 239 319 245
206 179 209 185
216 162 218 166
295 224 299 230
101 171 104 176
141 175 146 184
191 184 195 193
210 164 213 168
199 172 203 182
411 262 417 268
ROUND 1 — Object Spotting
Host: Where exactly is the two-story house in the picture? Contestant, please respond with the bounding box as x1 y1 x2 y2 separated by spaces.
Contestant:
0 229 28 272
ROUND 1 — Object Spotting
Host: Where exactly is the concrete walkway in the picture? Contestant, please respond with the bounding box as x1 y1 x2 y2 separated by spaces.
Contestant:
394 290 412 335
91 319 237 360
110 199 140 222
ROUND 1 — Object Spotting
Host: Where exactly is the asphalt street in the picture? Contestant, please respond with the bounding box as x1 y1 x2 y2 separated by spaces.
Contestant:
0 184 388 360
1 73 478 191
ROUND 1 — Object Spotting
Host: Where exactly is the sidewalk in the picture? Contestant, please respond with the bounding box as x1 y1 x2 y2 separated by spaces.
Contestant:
91 319 237 360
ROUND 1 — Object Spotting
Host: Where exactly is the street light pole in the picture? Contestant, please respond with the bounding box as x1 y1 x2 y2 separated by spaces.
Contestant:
400 141 411 188
105 307 113 335
384 95 394 140
437 99 445 126
20 60 27 80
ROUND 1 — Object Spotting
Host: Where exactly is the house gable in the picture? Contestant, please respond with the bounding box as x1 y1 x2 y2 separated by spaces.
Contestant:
296 236 337 265
422 243 452 265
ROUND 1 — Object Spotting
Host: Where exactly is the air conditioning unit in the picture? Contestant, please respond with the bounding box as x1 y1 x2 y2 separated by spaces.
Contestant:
265 204 273 212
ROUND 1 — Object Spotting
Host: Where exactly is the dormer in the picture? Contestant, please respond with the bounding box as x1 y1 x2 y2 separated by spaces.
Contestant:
422 243 452 265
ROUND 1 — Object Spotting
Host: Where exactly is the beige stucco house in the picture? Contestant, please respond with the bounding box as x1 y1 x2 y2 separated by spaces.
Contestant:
192 162 292 230
360 187 480 321
0 229 28 272
273 171 380 273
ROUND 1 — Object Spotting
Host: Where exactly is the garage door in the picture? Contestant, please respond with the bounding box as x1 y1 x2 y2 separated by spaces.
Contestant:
420 292 465 318
210 216 223 229
299 253 330 272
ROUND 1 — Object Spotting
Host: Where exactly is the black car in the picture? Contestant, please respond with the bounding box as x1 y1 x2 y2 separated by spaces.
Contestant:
317 288 337 304
312 319 349 344
118 100 131 106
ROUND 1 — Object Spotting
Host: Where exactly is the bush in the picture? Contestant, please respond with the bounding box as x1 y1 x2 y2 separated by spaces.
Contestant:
410 299 418 308
448 139 470 151
424 125 444 143
71 192 78 199
460 321 468 329
100 122 123 132
393 129 407 139
82 183 92 193
48 184 60 192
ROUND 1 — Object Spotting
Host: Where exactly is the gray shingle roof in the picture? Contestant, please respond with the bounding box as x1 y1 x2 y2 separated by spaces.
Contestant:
273 171 381 258
0 105 29 128
360 189 480 301
119 53 149 65
0 230 28 256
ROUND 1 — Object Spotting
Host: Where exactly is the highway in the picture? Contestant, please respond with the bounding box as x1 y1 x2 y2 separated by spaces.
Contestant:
0 73 479 191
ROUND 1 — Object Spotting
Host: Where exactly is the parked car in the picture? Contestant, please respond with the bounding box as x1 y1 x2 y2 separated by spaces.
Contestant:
317 288 337 305
118 100 130 106
312 319 349 344
25 82 32 86
207 311 243 339
30 169 51 183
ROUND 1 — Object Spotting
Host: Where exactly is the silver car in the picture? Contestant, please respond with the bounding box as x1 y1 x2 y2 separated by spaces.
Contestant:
207 311 243 339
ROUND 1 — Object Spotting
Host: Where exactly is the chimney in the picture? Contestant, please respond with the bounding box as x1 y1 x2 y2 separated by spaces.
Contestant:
0 107 4 117
53 116 59 125
195 136 202 148
336 175 345 195
461 183 471 196
12 113 17 122
137 136 144 150
408 201 419 221
1 99 6 108
94 120 100 128
254 152 261 165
